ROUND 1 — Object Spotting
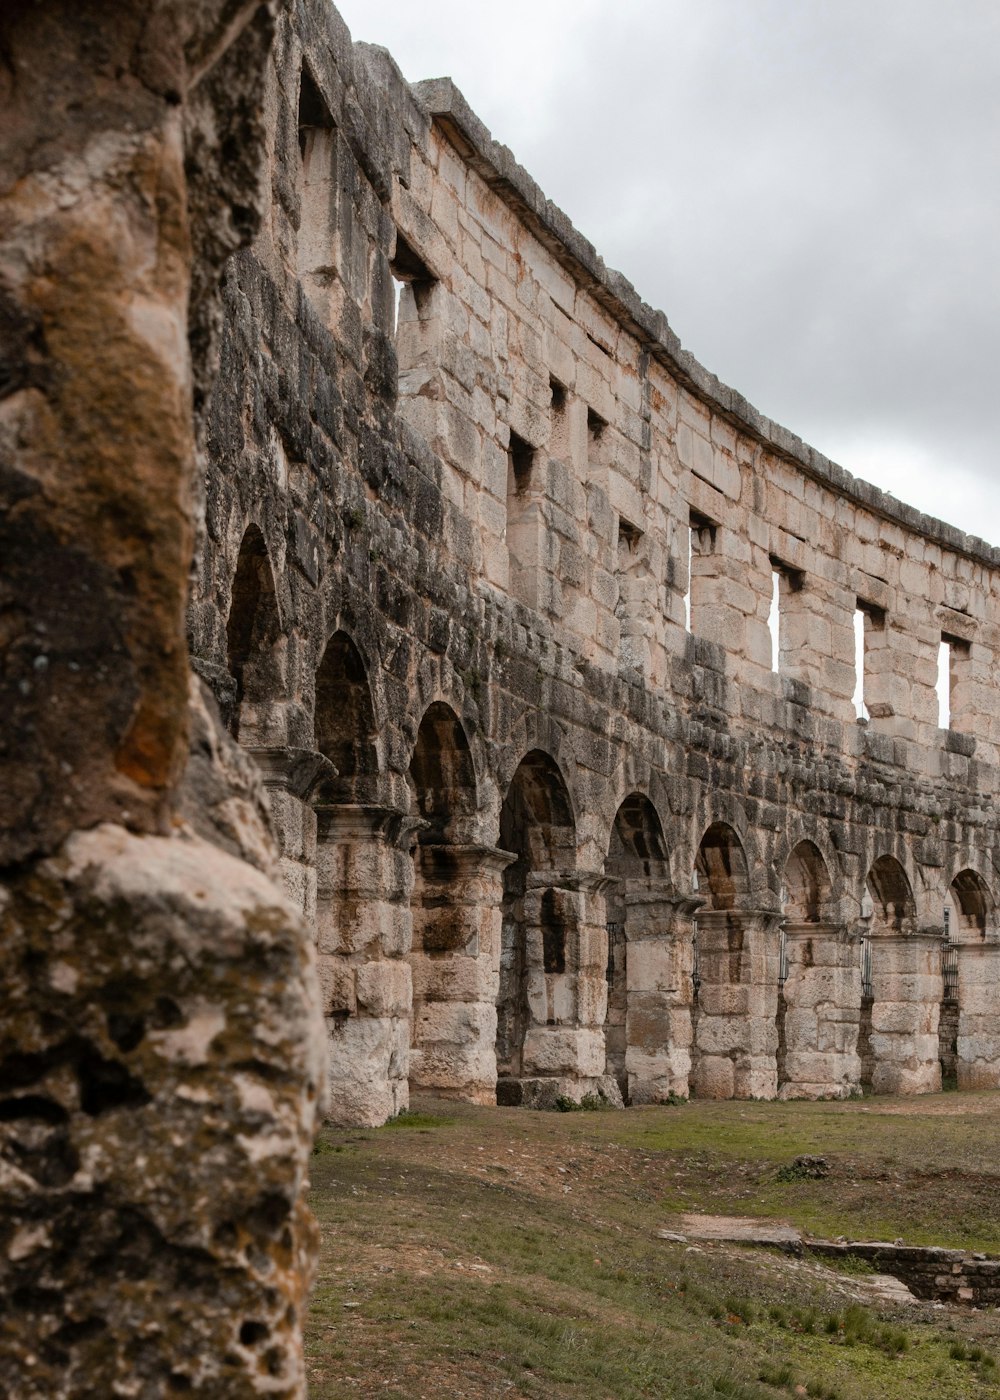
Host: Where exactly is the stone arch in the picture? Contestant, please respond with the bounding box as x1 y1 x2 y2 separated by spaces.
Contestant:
316 576 392 730
694 821 750 912
945 868 1000 1093
312 627 409 1127
865 854 916 934
691 820 780 1100
775 839 861 1100
949 868 996 939
772 822 845 912
782 840 834 923
225 523 282 742
604 792 671 1099
495 711 582 829
405 673 493 832
608 793 670 875
407 701 478 843
314 629 380 803
679 795 764 904
937 869 996 1090
496 749 578 1084
594 750 673 873
407 701 499 1102
499 749 577 875
861 854 940 1096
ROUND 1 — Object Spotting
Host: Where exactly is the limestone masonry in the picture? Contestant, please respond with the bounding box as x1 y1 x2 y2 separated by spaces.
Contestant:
190 1 1000 1125
2 1 998 1393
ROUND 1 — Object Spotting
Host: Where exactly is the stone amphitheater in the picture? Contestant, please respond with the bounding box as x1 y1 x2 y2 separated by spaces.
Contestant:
188 0 1000 1126
2 0 997 1392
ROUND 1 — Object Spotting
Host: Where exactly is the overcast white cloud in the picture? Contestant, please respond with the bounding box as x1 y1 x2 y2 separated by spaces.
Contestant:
336 0 1000 546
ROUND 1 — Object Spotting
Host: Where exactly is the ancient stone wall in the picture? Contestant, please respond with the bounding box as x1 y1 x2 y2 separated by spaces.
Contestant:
190 0 1000 1125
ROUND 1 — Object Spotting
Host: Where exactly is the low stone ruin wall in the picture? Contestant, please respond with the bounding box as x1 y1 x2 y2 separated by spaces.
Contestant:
808 1241 1000 1307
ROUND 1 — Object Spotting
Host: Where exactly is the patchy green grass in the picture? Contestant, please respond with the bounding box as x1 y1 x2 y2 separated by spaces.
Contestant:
305 1092 1000 1399
611 1095 1000 1251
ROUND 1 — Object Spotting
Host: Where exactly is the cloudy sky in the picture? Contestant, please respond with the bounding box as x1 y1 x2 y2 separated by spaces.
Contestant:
336 0 1000 548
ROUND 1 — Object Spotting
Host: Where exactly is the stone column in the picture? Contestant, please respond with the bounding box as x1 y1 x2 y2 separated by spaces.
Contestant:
779 922 862 1099
245 746 334 920
517 872 612 1098
314 804 416 1125
868 933 943 1095
409 844 516 1103
623 884 702 1102
955 942 1000 1089
693 909 782 1099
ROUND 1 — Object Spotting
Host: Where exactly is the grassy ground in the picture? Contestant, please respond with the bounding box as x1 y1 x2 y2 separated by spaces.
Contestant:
305 1091 1000 1399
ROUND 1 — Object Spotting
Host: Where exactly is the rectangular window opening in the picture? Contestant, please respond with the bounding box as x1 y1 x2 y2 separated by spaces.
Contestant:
505 430 541 608
391 232 435 328
686 510 716 635
768 556 804 673
298 64 334 149
618 517 642 554
507 430 535 497
853 600 885 721
391 231 438 383
616 517 647 671
937 637 952 729
296 63 338 317
549 378 570 460
938 632 970 731
587 407 607 442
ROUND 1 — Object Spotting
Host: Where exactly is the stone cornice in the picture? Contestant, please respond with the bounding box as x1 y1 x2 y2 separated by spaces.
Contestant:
413 76 999 570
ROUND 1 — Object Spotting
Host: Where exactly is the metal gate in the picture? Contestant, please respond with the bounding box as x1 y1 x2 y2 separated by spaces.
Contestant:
860 935 873 999
942 942 959 1001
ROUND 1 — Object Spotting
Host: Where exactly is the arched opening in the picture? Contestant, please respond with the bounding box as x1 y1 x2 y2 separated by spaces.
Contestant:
941 870 995 1087
950 869 993 938
866 856 915 933
778 841 833 1079
312 633 408 1126
695 822 750 911
496 751 576 1084
859 855 916 1091
776 841 856 1099
604 794 669 1099
297 62 339 324
225 525 281 743
692 821 750 1048
407 704 486 1098
314 630 378 803
860 856 939 1095
691 823 779 1099
408 702 477 844
783 841 833 924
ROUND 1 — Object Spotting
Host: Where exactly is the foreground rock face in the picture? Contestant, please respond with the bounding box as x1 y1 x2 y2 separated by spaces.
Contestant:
2 822 324 1396
0 2 325 1395
189 0 1000 1124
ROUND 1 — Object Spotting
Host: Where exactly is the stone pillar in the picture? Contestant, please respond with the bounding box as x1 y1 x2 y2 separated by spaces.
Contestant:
693 909 782 1099
245 746 334 921
409 844 516 1103
868 934 943 1095
622 884 702 1102
779 922 862 1099
955 942 1000 1089
517 872 612 1097
314 804 415 1125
